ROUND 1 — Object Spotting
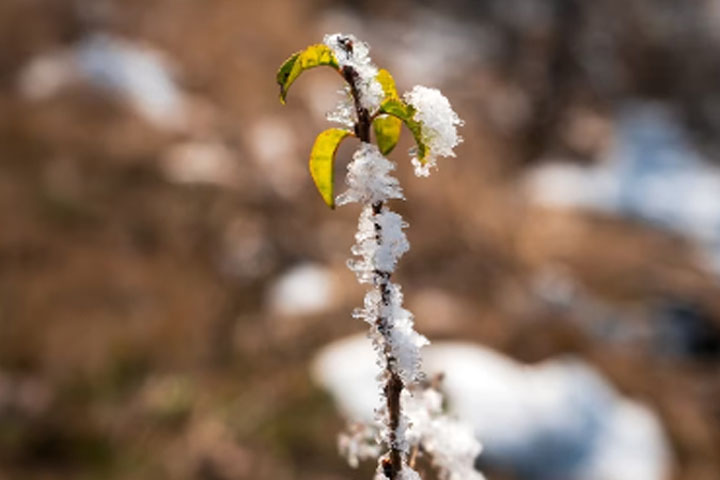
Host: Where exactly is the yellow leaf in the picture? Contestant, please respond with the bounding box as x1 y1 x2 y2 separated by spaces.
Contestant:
376 68 399 100
277 44 339 104
379 98 428 163
309 128 353 208
373 115 402 155
372 69 402 154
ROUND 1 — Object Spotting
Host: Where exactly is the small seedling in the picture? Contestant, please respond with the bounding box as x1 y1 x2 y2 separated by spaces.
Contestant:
277 33 480 480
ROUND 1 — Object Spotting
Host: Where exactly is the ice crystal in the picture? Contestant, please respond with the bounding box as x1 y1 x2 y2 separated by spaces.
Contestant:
339 423 382 468
347 206 409 283
327 86 356 127
385 283 429 384
337 143 404 207
403 388 485 480
398 467 423 480
353 284 427 384
324 33 384 112
404 86 464 177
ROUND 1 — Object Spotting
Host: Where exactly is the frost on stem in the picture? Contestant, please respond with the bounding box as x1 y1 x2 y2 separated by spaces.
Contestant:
353 283 428 385
327 85 356 127
347 207 409 284
337 143 404 207
339 422 382 468
344 382 485 480
324 33 384 113
403 388 485 480
404 86 464 177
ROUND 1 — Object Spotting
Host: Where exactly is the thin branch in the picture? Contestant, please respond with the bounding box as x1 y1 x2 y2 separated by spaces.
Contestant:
342 52 405 479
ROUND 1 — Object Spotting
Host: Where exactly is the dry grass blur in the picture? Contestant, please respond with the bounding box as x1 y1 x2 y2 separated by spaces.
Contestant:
0 1 719 479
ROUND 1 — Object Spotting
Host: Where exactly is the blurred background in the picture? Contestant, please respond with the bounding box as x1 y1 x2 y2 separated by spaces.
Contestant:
1 0 719 479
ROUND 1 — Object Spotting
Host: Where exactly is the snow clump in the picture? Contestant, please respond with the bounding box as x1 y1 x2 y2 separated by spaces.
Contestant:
353 284 428 384
346 206 409 284
403 388 485 480
324 33 384 112
404 86 464 176
337 143 404 206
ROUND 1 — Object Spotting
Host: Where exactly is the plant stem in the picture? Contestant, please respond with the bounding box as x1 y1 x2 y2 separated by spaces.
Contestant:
343 62 404 479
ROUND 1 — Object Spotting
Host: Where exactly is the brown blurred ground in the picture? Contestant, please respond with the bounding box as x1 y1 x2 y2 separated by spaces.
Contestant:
0 1 719 479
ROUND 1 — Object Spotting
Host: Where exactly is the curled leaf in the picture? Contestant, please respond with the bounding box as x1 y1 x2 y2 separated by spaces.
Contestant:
379 98 427 163
277 44 339 104
309 128 354 208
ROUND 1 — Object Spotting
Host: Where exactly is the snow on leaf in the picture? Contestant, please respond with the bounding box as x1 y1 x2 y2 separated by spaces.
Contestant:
277 44 340 104
309 128 354 208
404 86 464 177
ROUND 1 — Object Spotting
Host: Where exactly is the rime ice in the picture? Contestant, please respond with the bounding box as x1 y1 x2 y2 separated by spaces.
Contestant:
339 423 381 468
339 138 428 474
347 207 409 284
352 284 428 384
404 86 464 177
404 388 485 480
324 33 384 112
327 85 356 127
337 144 404 207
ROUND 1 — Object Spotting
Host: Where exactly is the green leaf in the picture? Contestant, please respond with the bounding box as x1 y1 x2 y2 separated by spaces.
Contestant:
277 45 340 104
309 128 353 208
379 98 428 163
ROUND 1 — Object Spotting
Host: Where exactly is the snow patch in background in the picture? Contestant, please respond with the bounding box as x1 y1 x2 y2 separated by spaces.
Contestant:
267 264 334 317
160 141 240 188
248 117 303 199
312 334 671 480
18 33 186 129
526 102 720 274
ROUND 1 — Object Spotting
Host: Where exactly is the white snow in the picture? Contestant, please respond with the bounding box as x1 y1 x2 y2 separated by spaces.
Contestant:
19 33 186 129
385 283 429 384
326 86 356 127
248 116 303 198
266 263 334 316
346 206 409 284
160 141 239 188
403 388 485 480
398 467 423 480
354 283 428 384
338 423 381 468
526 102 720 275
312 335 671 480
324 33 384 112
404 86 464 176
337 143 404 207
